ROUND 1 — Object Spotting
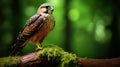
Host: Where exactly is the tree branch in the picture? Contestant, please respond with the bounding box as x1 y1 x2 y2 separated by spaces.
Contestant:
77 57 120 67
0 45 120 67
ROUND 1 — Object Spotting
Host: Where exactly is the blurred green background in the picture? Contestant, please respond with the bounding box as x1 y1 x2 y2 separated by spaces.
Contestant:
0 0 120 58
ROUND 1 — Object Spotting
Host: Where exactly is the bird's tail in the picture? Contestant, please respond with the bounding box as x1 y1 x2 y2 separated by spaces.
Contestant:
10 39 26 56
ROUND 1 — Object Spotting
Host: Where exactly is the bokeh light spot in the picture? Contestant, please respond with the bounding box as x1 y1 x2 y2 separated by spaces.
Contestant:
68 8 80 22
95 22 105 42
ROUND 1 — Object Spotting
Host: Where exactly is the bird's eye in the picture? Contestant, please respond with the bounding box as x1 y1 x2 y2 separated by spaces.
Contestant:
46 6 49 8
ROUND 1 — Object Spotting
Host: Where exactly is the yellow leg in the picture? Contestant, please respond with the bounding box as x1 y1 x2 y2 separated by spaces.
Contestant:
36 43 42 51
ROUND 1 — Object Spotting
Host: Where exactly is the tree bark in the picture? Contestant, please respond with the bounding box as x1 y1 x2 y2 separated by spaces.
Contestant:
77 57 120 67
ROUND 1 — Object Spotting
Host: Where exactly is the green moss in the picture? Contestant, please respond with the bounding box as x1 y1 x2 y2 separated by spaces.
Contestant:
37 45 77 67
0 56 21 67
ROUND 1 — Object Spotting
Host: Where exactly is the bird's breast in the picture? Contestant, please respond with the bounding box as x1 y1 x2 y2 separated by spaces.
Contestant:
29 15 55 44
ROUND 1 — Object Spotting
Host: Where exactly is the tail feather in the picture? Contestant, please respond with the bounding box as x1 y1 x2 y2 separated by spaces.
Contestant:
10 40 26 56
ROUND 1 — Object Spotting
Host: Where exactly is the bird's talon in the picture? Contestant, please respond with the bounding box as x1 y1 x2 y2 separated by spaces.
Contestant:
35 43 42 51
35 47 42 51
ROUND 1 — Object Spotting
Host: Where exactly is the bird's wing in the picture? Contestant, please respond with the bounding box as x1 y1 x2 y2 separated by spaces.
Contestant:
17 14 43 40
10 14 44 56
19 14 41 35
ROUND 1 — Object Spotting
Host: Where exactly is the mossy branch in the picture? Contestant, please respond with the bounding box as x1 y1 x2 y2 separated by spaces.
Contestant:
0 45 120 67
0 45 77 67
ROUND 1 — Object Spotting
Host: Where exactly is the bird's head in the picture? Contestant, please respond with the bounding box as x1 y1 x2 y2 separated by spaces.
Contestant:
37 3 54 15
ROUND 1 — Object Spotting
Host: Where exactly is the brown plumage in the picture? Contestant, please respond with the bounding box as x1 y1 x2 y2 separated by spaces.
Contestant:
10 3 55 56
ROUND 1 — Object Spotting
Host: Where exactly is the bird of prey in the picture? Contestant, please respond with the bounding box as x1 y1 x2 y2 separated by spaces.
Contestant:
10 3 55 56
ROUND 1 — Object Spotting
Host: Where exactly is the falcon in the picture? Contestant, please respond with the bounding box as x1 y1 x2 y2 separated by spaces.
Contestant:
10 3 55 56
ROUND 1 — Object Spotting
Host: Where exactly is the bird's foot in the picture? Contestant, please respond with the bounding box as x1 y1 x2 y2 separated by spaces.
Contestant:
35 43 42 51
35 47 42 51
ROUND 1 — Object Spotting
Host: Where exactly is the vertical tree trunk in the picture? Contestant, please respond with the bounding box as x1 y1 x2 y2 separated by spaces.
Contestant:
65 0 71 51
11 0 22 39
109 0 120 58
10 0 22 54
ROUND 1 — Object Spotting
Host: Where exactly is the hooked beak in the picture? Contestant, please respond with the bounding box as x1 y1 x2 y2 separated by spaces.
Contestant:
51 7 54 12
